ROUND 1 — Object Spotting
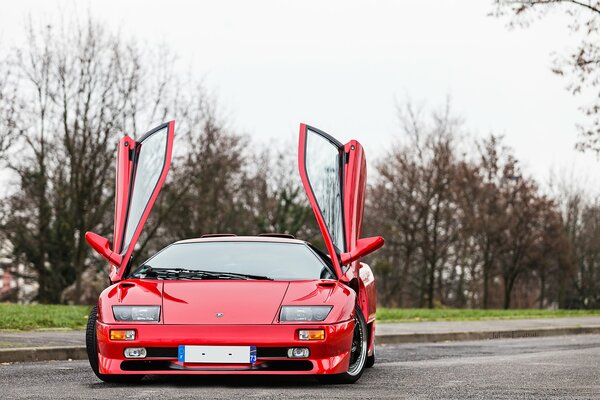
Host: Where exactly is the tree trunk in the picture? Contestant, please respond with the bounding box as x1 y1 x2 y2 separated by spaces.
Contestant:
503 274 515 309
399 248 413 307
483 265 489 309
418 265 427 308
457 262 466 307
539 268 546 309
427 261 435 309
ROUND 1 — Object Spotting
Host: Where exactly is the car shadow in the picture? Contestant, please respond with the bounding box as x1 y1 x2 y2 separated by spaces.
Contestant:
87 371 373 388
145 374 319 387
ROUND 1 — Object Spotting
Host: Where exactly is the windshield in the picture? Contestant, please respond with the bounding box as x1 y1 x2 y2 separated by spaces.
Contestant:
130 241 335 281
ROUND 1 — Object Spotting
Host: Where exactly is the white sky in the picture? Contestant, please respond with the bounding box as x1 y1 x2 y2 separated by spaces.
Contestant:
1 0 599 188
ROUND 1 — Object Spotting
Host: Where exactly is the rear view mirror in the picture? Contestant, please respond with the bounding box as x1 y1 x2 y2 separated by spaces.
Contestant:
85 232 123 267
340 236 384 265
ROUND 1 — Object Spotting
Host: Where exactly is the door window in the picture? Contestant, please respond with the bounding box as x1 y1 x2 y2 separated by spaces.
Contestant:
122 126 169 251
304 128 346 253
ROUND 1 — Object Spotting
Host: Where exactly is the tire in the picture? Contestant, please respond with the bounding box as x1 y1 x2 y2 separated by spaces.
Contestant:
317 304 368 384
86 305 144 384
365 322 375 368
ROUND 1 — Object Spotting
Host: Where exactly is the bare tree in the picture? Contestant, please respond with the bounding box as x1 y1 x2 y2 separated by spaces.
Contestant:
134 92 252 259
247 143 318 239
496 174 544 309
452 160 485 307
493 0 600 151
0 16 320 304
1 18 174 302
365 103 577 309
366 103 464 308
366 123 424 307
528 206 572 308
557 191 600 308
0 59 19 160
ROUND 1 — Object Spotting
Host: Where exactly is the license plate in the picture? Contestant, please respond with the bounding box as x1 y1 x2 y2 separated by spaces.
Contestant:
178 345 257 364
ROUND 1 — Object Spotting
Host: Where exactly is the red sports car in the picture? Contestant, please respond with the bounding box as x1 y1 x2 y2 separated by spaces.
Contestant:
85 121 384 384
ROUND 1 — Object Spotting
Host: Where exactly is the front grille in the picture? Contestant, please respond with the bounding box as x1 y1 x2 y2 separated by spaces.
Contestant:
121 360 172 371
146 347 178 358
257 347 288 358
120 360 313 372
144 347 289 359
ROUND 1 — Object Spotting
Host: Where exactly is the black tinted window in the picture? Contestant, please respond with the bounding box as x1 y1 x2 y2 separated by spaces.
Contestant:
132 241 335 281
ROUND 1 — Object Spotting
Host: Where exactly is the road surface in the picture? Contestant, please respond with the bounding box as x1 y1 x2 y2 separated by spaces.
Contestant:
1 334 599 399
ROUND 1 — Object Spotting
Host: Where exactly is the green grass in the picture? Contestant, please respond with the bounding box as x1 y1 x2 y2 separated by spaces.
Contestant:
0 303 91 330
377 308 600 323
1 304 600 330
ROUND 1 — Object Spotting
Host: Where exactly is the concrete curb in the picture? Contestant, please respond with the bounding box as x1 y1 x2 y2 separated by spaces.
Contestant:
375 325 600 345
2 326 600 363
0 346 87 363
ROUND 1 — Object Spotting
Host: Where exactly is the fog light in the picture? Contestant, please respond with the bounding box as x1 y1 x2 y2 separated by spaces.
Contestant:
124 347 147 359
288 347 310 358
298 329 325 340
110 329 136 341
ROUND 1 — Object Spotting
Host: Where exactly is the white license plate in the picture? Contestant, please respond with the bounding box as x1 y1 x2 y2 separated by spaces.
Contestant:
178 345 257 364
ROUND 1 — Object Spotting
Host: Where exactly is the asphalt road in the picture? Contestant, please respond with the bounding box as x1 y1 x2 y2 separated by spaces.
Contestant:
1 335 599 399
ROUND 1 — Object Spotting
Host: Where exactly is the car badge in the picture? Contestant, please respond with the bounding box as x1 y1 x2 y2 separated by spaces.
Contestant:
216 312 224 318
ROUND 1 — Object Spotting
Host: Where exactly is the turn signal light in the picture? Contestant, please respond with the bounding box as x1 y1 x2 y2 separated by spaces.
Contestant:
298 329 325 340
110 329 136 341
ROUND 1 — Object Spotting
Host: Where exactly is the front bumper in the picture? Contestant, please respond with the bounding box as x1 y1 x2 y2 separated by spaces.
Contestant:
96 320 355 375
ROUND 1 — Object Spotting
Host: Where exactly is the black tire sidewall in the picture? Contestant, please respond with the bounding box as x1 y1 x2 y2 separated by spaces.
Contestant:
85 305 102 377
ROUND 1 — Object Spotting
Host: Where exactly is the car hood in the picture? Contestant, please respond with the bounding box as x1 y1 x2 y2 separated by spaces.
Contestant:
101 279 355 325
161 280 290 325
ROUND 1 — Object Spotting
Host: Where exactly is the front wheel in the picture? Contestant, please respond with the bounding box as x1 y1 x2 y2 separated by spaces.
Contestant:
86 305 144 384
317 304 368 384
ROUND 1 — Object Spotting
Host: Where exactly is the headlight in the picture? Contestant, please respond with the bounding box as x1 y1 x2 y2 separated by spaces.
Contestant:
112 305 161 322
279 306 332 322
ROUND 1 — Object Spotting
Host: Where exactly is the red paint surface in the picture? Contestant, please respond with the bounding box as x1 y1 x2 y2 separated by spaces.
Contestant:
96 319 354 375
88 121 384 376
95 276 356 375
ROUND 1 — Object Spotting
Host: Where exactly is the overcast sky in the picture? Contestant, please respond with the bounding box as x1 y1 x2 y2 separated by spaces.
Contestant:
2 0 598 188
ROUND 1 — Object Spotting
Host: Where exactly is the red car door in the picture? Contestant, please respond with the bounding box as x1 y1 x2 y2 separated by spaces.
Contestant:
86 121 175 282
298 124 383 282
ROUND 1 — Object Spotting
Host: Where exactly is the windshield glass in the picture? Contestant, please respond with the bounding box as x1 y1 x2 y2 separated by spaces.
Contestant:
130 241 335 281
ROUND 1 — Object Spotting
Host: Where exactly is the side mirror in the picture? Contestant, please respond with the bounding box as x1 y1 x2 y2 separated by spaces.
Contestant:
85 232 123 267
340 236 384 265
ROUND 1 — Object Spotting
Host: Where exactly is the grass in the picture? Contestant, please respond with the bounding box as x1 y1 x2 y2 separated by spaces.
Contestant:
1 303 600 330
0 303 91 330
377 308 600 323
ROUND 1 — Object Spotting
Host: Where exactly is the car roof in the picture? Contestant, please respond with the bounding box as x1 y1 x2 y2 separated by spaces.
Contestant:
174 235 307 245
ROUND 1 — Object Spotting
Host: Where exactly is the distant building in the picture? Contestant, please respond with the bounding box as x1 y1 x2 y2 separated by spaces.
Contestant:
0 258 38 303
0 258 16 301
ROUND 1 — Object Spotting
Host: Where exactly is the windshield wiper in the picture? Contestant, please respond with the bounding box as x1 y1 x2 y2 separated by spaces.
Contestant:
135 267 272 281
200 271 274 281
133 267 186 280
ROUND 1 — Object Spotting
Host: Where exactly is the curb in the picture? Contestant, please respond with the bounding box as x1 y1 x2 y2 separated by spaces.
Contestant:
2 326 600 363
375 325 600 345
0 346 87 363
